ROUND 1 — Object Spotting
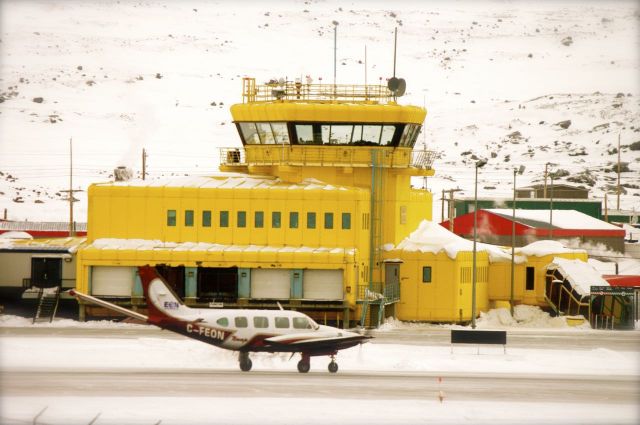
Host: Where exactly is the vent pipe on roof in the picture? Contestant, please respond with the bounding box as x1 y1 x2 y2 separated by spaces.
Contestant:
114 166 133 182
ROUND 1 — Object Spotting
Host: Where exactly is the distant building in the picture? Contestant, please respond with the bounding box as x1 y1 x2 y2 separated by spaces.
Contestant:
453 198 603 220
0 221 87 238
516 183 589 199
440 209 626 252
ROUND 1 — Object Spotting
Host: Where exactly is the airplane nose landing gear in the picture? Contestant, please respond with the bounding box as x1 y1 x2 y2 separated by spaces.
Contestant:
239 352 252 372
328 355 338 373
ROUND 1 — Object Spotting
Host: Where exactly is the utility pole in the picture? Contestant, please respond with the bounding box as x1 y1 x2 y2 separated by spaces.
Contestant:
549 173 554 239
441 189 445 223
60 138 82 236
604 193 609 222
142 148 147 180
617 132 621 210
543 162 549 198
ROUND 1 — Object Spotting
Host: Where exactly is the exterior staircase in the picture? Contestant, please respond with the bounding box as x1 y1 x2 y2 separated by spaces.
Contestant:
33 286 62 323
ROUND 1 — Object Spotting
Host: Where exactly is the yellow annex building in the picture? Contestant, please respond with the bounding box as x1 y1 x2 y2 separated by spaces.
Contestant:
75 78 592 326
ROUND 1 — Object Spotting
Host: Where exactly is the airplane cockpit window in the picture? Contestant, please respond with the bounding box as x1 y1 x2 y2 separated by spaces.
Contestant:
234 317 248 328
293 317 315 330
216 317 229 327
253 316 269 329
275 317 290 329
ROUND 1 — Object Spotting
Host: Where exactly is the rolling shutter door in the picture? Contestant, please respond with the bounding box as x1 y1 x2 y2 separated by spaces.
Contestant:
250 269 290 299
91 266 135 296
303 269 343 300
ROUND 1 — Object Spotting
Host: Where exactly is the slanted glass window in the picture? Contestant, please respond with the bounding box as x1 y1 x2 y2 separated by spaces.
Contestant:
324 212 334 229
167 210 176 226
253 316 269 328
202 210 211 227
307 212 316 229
256 122 276 144
255 211 264 228
295 124 314 144
381 125 396 146
341 213 351 230
352 125 382 145
293 317 313 329
275 317 290 329
328 125 353 145
239 122 260 144
272 211 281 228
185 210 194 227
289 212 299 229
220 211 229 227
271 122 290 144
399 124 421 147
235 317 248 328
216 317 229 327
237 211 247 228
422 266 432 283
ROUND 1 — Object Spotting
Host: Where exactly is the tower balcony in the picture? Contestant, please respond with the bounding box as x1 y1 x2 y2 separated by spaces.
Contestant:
219 146 436 175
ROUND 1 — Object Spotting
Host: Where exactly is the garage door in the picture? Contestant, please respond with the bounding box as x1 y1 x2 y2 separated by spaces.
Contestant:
303 269 343 300
91 266 135 296
250 269 290 299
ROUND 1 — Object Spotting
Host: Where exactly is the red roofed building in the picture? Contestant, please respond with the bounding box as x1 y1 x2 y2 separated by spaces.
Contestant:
440 209 626 253
0 221 87 238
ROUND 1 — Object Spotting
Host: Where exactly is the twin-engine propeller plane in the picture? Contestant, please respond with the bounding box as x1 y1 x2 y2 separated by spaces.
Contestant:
69 266 371 373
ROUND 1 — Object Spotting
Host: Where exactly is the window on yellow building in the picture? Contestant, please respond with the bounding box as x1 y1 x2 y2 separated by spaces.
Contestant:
202 211 211 227
272 211 281 228
237 211 247 228
342 213 351 230
307 212 316 229
185 210 194 227
324 212 333 229
255 211 264 228
422 266 432 283
526 267 535 290
167 210 176 226
220 211 229 227
289 212 298 229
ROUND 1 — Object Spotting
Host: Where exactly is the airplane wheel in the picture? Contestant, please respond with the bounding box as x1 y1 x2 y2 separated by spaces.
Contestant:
297 360 310 373
239 354 252 372
328 361 338 373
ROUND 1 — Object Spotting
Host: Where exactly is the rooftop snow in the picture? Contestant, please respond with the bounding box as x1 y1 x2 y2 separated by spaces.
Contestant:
548 257 610 296
488 209 622 231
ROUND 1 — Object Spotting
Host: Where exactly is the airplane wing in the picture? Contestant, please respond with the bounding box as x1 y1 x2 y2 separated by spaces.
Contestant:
264 333 371 353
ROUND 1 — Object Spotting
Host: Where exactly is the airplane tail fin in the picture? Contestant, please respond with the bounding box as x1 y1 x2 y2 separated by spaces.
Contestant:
138 266 190 325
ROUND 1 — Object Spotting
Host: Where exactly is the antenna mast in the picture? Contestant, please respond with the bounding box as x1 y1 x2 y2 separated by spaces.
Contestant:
393 27 398 78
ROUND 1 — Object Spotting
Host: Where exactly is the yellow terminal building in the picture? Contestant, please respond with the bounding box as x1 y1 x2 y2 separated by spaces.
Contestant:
75 78 590 326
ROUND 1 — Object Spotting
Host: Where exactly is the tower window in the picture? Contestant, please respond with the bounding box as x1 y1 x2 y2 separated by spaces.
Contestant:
307 212 316 229
220 211 229 228
237 211 247 228
255 211 264 228
272 211 281 228
202 210 211 227
167 210 176 226
342 213 351 230
289 212 299 229
324 212 334 229
185 210 194 227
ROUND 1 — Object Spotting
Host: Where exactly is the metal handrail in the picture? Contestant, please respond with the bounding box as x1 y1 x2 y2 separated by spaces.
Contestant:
242 78 393 104
356 281 399 304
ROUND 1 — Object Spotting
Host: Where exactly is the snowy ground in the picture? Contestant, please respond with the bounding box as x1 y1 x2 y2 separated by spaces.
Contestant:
1 307 639 424
0 0 639 224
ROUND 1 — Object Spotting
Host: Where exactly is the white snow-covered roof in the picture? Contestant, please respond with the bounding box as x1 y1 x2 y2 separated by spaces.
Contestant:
547 257 609 296
99 174 352 192
0 231 33 240
392 220 513 262
516 240 585 257
86 238 355 256
488 209 622 231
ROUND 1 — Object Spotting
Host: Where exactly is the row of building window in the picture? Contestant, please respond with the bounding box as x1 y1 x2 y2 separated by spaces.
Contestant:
167 210 352 230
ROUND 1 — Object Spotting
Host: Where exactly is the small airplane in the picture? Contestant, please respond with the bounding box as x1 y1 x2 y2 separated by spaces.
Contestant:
69 266 371 373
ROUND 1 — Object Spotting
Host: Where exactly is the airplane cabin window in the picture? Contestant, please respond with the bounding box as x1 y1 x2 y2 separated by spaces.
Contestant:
216 317 229 327
293 317 312 329
235 317 248 328
275 317 290 329
253 316 269 328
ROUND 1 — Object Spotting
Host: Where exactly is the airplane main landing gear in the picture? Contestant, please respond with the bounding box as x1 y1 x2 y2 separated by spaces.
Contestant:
297 353 311 373
328 354 338 373
239 352 252 372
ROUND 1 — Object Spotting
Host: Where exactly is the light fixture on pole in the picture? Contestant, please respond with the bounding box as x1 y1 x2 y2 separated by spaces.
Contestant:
471 158 487 329
510 165 525 317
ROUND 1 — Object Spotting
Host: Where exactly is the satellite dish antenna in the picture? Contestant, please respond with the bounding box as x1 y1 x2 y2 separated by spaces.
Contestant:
396 78 406 96
388 77 400 92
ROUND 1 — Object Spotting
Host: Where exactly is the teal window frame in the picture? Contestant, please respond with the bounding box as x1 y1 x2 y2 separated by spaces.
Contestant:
422 266 432 283
237 211 247 228
324 212 333 229
185 210 194 227
220 211 229 228
289 212 299 229
202 210 211 227
272 211 281 228
341 212 351 230
255 211 264 228
307 212 316 229
167 210 177 226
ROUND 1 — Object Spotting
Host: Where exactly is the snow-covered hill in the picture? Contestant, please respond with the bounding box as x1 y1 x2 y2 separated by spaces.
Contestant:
1 0 639 222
